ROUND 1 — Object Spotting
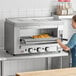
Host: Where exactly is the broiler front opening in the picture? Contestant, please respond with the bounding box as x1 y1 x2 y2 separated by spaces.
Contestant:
20 28 58 45
20 36 58 45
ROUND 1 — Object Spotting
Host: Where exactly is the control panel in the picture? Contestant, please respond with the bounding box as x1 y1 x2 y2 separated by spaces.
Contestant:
18 44 62 54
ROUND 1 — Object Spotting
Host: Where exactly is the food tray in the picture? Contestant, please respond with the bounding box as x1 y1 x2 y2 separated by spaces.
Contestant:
20 36 58 45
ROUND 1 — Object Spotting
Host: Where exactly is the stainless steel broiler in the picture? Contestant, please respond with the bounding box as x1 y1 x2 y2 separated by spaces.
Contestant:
4 17 65 55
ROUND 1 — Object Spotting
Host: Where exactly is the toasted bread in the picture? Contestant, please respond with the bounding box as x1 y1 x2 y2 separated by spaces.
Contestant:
32 34 51 39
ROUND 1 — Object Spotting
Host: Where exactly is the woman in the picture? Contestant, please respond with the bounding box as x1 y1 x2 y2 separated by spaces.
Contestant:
57 15 76 67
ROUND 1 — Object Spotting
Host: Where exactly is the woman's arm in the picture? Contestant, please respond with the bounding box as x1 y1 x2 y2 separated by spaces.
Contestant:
57 39 70 51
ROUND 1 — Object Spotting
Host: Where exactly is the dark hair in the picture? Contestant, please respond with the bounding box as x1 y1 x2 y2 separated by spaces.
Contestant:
72 15 76 22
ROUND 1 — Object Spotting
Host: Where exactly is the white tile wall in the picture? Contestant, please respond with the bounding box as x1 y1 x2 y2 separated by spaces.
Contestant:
72 0 76 11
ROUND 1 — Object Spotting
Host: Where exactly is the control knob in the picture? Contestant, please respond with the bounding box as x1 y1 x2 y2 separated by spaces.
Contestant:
45 47 50 52
37 47 45 52
28 48 37 53
28 48 33 53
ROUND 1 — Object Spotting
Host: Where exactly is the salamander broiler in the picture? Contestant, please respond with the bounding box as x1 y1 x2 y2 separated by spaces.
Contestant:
4 17 68 55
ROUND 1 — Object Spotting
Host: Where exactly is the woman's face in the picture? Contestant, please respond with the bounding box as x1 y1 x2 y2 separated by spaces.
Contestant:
72 20 76 29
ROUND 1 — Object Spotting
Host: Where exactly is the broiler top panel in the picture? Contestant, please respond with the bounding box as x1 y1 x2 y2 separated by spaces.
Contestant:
5 17 63 25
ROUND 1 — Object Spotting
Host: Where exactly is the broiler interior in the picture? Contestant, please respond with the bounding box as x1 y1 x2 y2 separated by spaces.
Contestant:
20 28 58 45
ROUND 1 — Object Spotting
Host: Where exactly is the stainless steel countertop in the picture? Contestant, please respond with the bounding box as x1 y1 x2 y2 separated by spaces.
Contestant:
0 50 68 61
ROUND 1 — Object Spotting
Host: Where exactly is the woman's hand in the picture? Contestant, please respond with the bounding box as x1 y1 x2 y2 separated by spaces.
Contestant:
56 39 70 51
56 39 62 43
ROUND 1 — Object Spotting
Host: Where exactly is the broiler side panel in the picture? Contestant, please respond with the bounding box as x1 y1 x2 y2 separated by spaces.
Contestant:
4 20 14 55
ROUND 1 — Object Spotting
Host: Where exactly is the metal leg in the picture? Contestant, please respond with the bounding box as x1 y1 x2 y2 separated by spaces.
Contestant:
1 61 4 76
45 57 48 70
45 57 52 70
47 58 51 70
60 56 63 68
1 61 3 76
